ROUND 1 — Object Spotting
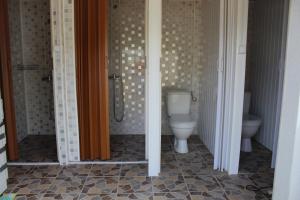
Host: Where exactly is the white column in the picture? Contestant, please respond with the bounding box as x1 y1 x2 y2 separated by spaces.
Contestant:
146 0 162 176
273 1 300 199
221 0 249 174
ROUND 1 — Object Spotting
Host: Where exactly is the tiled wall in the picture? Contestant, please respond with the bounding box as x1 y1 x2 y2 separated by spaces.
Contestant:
8 0 55 141
161 0 204 135
161 0 220 155
109 0 146 135
8 0 27 142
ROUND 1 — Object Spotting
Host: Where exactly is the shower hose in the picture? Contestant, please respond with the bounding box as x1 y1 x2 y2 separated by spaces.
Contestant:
109 73 125 122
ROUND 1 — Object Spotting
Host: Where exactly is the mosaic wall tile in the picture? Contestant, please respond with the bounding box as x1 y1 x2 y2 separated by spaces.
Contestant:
161 0 204 135
8 0 55 140
8 0 27 142
109 0 146 135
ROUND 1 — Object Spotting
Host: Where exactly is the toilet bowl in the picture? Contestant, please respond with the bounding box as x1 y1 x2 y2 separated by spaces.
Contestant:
167 90 196 153
241 92 262 152
169 114 196 153
241 114 262 152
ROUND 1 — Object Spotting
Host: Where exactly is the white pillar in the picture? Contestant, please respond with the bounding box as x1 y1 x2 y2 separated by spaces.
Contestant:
146 0 162 176
273 1 300 199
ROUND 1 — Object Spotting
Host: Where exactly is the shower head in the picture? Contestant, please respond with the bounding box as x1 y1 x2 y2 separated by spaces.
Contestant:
113 4 118 9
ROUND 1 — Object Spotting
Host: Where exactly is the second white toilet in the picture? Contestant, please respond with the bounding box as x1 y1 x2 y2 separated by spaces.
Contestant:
167 90 196 153
241 92 262 152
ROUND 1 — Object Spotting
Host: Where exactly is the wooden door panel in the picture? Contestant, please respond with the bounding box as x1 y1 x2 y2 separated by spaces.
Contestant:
75 0 110 160
0 0 19 161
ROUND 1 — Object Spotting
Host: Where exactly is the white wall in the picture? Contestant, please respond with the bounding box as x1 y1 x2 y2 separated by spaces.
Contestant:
273 0 300 199
246 0 287 151
198 0 220 155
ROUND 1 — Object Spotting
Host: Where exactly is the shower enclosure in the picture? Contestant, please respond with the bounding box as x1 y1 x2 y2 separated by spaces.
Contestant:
108 0 146 135
7 0 56 162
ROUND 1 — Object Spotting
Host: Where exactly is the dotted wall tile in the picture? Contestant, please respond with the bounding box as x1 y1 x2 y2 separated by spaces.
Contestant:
24 69 55 135
109 0 146 135
8 0 55 140
8 0 27 142
161 0 204 135
21 0 52 67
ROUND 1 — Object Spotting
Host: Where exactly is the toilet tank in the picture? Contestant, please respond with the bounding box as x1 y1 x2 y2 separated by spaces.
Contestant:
167 90 191 116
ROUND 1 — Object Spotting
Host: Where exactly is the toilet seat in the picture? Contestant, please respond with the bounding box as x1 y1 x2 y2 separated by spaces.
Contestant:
243 114 261 126
170 114 196 129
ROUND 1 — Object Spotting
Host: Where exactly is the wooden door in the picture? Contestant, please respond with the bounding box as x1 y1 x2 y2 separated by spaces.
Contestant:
0 0 19 161
75 0 110 160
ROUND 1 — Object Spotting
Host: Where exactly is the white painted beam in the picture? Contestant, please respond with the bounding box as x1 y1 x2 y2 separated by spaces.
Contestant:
221 0 249 174
145 0 162 176
273 0 300 199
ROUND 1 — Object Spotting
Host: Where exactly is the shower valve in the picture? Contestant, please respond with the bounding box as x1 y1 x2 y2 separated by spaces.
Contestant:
109 73 121 80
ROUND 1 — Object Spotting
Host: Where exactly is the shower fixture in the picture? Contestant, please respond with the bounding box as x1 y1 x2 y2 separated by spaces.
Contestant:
112 0 120 9
109 73 125 122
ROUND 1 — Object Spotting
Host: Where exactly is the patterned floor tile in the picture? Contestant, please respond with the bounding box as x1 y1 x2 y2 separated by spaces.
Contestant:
116 192 154 200
189 191 229 200
17 135 58 162
6 135 274 200
89 164 121 177
216 174 255 192
120 164 148 177
82 177 118 194
188 135 204 145
216 174 269 200
152 176 187 193
5 178 23 193
161 144 173 152
175 152 206 164
41 194 79 200
122 150 145 161
8 166 35 179
47 176 86 194
161 135 172 144
248 173 274 188
26 165 62 178
225 190 269 200
180 162 213 176
161 152 176 164
78 194 116 200
118 176 152 193
12 178 54 194
159 163 182 177
153 192 190 200
58 165 92 178
110 151 124 161
184 175 223 192
14 194 43 200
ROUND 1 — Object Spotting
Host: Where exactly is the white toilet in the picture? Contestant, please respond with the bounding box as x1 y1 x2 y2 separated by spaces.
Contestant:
167 90 196 153
241 92 262 152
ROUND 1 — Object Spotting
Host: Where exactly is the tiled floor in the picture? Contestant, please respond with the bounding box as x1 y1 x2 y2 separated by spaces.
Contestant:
17 135 58 162
15 135 145 162
6 135 274 199
109 135 145 161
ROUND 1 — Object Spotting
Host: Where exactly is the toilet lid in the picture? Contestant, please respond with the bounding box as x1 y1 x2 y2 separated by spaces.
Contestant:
170 114 196 129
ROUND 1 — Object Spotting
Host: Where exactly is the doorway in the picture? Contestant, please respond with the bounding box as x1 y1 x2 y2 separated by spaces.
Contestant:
237 0 288 188
75 0 147 162
0 0 57 163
